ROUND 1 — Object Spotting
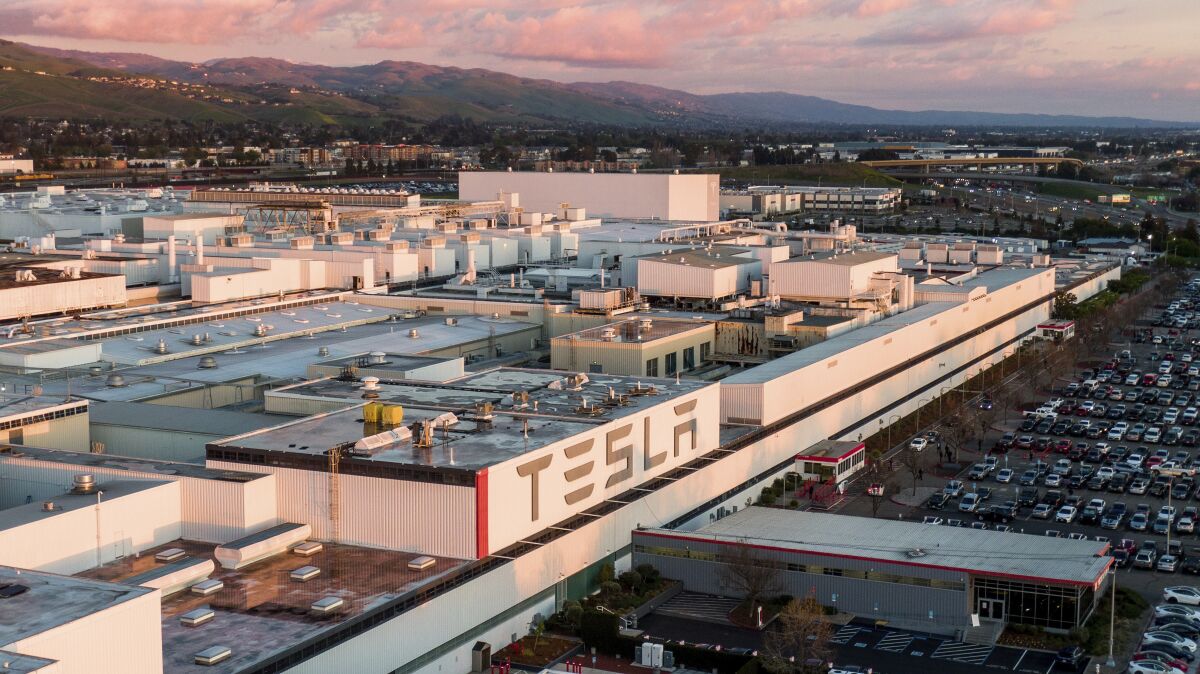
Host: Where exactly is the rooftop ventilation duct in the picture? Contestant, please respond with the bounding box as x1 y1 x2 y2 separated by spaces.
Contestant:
153 339 169 355
318 346 330 357
253 323 269 337
361 376 381 399
105 374 126 388
368 351 387 365
71 473 97 494
197 356 218 369
190 334 204 346
408 329 420 338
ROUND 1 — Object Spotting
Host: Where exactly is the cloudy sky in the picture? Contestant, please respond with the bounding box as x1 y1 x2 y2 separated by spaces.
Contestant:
3 0 1198 120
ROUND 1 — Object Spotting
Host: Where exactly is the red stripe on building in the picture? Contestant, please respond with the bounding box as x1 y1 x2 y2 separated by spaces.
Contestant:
633 529 1112 588
475 468 489 558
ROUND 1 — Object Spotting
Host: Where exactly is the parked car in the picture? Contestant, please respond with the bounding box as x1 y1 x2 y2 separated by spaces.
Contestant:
1165 587 1200 606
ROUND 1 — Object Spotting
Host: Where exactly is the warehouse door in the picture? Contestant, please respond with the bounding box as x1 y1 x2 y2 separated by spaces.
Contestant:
977 598 1004 621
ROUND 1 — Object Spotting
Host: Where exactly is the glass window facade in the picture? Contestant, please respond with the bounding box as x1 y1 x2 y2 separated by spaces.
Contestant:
973 577 1093 630
646 358 658 377
665 353 678 376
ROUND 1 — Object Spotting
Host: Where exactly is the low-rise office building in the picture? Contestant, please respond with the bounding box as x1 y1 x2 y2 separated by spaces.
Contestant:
634 507 1112 634
550 317 714 377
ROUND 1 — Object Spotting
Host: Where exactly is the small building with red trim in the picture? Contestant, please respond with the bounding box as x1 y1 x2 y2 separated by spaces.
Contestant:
1037 319 1075 341
794 439 866 485
633 507 1111 635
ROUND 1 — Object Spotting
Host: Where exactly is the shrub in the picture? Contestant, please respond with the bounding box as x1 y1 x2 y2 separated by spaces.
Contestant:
789 499 800 508
597 563 615 584
635 564 661 587
600 581 622 597
759 491 776 506
618 570 644 593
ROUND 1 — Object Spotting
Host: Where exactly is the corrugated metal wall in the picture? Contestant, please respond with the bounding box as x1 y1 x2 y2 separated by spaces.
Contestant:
0 455 274 543
633 538 969 628
207 461 475 559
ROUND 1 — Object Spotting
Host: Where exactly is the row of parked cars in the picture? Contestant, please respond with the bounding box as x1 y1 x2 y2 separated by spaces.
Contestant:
1129 589 1200 673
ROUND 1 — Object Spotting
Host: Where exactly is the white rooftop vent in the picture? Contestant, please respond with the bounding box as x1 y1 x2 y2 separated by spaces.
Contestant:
194 646 231 666
408 328 420 338
407 556 436 571
292 541 324 557
180 607 215 627
361 376 380 391
368 351 387 364
155 548 187 563
290 565 320 582
311 596 345 615
190 579 224 596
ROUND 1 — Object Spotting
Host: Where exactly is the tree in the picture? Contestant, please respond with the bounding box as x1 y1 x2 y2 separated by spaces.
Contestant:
761 596 834 674
1053 291 1078 319
899 441 924 496
869 478 897 518
717 541 784 620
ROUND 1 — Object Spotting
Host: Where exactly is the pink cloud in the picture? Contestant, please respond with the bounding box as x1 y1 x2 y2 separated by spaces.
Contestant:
852 0 915 18
474 6 668 68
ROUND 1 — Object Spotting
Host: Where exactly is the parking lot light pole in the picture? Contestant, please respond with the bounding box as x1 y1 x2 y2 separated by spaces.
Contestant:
1105 567 1116 669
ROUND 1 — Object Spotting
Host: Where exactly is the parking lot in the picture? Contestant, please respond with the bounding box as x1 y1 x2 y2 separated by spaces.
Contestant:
638 612 1081 674
839 274 1200 673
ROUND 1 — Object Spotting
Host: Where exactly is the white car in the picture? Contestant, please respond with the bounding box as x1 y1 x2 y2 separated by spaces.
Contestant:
995 468 1014 483
1155 603 1200 622
1142 630 1198 653
959 493 980 513
909 437 928 451
1055 505 1078 523
1164 586 1200 606
922 516 944 525
1128 661 1186 674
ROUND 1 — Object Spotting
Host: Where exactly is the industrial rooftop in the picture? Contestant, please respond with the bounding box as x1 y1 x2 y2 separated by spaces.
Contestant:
0 565 155 646
220 368 712 471
78 539 468 674
655 507 1112 585
558 317 710 344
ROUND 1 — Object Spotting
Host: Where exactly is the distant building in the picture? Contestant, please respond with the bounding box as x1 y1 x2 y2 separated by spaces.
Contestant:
0 155 33 175
459 170 720 222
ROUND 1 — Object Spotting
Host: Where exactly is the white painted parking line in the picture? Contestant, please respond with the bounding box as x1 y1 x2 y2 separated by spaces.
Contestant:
1013 648 1027 671
830 625 861 645
875 631 914 653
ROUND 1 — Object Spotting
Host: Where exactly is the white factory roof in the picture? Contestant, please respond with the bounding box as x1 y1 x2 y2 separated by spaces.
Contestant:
0 565 155 645
722 301 952 385
0 444 269 483
645 507 1111 586
224 368 712 470
0 480 168 532
88 401 287 437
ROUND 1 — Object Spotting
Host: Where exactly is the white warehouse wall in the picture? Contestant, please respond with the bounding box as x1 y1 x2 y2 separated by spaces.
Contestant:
459 172 719 222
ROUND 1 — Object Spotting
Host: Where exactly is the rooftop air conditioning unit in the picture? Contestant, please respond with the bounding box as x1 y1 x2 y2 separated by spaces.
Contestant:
71 474 97 494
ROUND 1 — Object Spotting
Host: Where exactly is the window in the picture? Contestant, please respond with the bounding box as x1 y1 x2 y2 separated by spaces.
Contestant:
700 342 711 362
646 358 658 377
683 347 695 371
665 352 678 376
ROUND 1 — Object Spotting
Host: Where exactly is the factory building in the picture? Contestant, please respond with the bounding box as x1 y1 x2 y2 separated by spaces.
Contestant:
459 171 720 222
211 368 719 558
634 507 1112 634
720 186 901 217
550 317 714 376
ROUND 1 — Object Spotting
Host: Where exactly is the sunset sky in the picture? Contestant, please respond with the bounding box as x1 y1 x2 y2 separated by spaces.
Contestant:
3 0 1198 121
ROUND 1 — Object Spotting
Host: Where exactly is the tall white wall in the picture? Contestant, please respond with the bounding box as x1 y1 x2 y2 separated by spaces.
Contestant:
459 172 719 221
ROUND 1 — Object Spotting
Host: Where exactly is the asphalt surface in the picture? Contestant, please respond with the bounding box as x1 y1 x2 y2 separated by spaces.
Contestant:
638 612 1082 674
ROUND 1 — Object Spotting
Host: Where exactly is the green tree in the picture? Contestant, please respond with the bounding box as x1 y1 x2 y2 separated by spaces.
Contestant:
1054 291 1079 319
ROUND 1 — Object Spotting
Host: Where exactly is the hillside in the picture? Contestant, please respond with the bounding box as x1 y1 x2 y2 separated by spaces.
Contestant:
11 41 1195 128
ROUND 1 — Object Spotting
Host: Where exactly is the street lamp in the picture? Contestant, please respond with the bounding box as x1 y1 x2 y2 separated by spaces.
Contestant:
1106 567 1117 668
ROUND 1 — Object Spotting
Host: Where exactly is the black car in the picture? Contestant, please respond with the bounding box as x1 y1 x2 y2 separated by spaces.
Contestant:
1017 487 1040 507
1108 472 1131 493
926 493 949 510
1113 549 1133 568
978 504 1016 523
1183 557 1200 575
1055 645 1085 669
1043 489 1065 507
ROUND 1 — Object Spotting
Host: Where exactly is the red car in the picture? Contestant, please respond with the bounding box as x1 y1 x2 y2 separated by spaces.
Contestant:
1054 439 1072 453
1118 538 1137 554
1146 456 1165 469
1133 651 1189 673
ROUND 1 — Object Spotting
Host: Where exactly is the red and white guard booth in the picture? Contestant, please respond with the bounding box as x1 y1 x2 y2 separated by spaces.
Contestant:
1037 319 1076 342
794 439 867 487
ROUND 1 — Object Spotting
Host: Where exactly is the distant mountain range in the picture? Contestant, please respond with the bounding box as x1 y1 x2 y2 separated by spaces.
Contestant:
3 41 1193 128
